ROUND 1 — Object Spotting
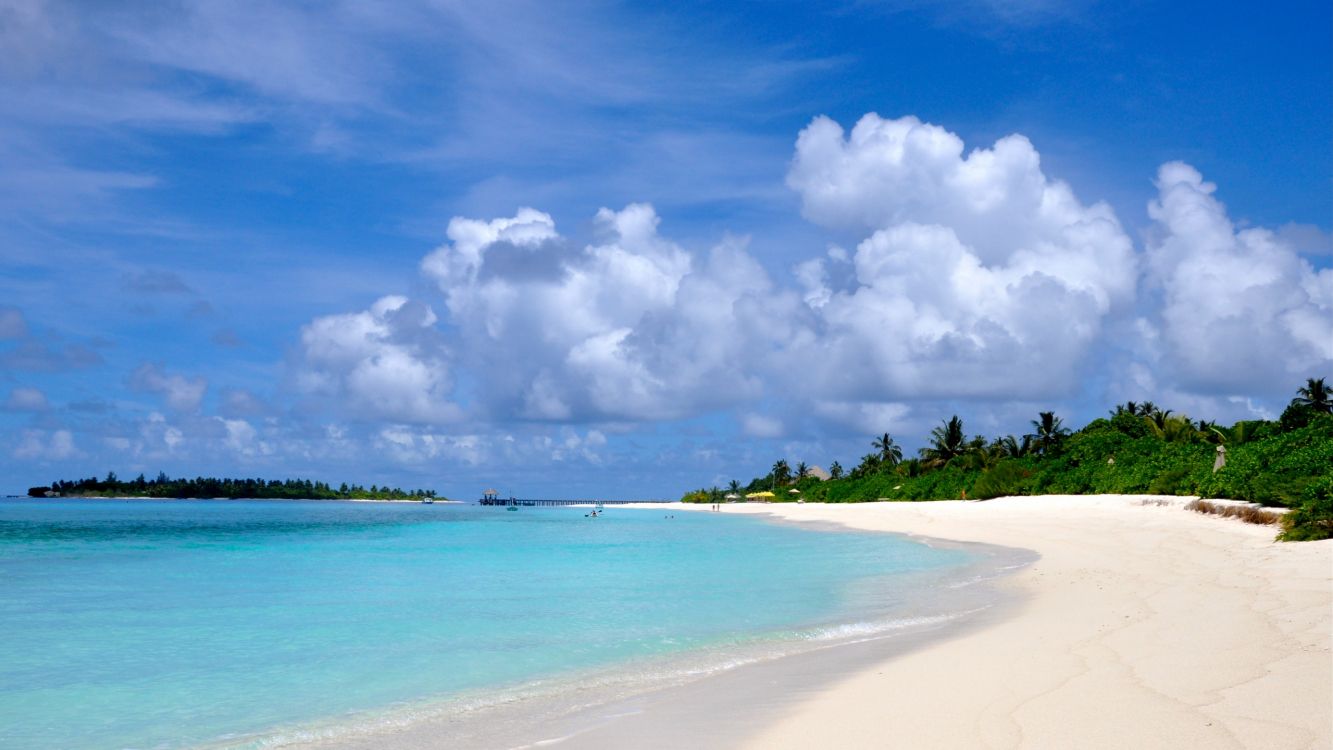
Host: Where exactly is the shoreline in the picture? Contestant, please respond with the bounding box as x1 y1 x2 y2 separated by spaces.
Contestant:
658 495 1331 750
22 494 1322 748
249 495 1331 749
263 506 1029 750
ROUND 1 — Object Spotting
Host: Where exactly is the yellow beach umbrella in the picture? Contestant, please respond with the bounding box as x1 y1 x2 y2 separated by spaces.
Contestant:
745 491 776 501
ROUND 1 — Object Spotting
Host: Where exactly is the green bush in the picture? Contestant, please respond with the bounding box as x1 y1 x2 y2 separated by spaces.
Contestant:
680 489 712 503
972 461 1031 500
1198 415 1333 505
711 389 1332 541
1279 477 1333 541
1108 412 1153 438
1148 466 1192 495
1279 403 1317 431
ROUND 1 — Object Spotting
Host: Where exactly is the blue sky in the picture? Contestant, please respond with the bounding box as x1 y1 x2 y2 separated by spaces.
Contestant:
2 0 1329 498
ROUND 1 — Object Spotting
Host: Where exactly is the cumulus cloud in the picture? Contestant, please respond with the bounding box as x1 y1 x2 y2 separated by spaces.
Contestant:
129 363 208 412
140 412 185 452
785 114 1137 401
375 427 488 466
296 295 459 423
369 425 609 467
220 417 268 456
420 203 798 422
277 112 1324 470
1276 223 1333 257
1142 162 1333 393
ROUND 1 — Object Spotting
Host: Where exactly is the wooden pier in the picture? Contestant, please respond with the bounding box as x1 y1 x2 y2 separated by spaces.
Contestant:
477 490 657 507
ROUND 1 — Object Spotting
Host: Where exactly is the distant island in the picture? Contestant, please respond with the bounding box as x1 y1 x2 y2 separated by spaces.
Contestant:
28 473 440 502
684 378 1333 542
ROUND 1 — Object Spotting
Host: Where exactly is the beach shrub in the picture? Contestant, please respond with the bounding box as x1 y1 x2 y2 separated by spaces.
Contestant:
1279 403 1317 432
1279 477 1333 541
680 489 711 503
1148 466 1192 495
1109 411 1153 438
971 461 1030 500
1198 415 1333 506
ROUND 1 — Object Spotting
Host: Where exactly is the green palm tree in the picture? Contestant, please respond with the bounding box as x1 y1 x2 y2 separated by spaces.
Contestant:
1110 401 1140 418
993 434 1032 458
851 453 881 478
796 462 810 480
1209 420 1257 446
1145 414 1198 443
963 441 1000 471
771 459 791 488
727 479 741 494
1295 377 1332 414
896 457 923 478
921 416 968 467
1144 405 1173 431
1029 411 1070 455
871 433 903 466
829 461 844 480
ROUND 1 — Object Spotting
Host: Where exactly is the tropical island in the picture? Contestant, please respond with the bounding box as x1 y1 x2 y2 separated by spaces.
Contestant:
683 378 1333 541
27 473 440 501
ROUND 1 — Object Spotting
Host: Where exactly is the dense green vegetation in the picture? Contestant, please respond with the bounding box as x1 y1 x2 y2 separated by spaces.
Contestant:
28 473 439 501
683 379 1333 541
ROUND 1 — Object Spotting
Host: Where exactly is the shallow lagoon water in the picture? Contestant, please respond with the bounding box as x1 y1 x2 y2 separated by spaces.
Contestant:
0 499 993 749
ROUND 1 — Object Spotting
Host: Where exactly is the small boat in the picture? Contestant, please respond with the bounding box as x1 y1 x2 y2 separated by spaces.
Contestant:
506 505 518 512
422 497 434 504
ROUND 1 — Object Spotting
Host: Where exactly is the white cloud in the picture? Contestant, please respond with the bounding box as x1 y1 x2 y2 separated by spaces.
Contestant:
296 295 460 424
13 429 76 461
741 413 785 438
369 425 608 467
784 113 1137 401
1276 223 1333 258
142 412 185 451
1143 162 1333 393
129 363 207 412
794 257 831 309
220 418 268 457
277 113 1323 470
812 400 913 435
420 204 794 422
4 386 49 411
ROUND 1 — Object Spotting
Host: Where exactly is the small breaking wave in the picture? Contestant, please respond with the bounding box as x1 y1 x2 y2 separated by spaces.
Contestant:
219 607 992 750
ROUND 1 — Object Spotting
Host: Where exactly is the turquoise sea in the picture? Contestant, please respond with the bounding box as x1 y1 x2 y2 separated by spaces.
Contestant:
0 499 995 749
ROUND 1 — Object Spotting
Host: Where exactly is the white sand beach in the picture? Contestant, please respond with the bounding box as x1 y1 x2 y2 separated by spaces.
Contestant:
681 496 1333 749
